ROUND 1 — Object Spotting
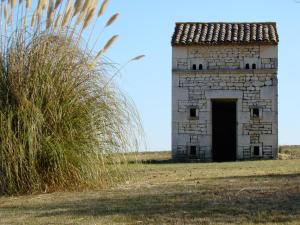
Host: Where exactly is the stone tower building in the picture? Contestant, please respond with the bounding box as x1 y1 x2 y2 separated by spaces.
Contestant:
171 22 279 162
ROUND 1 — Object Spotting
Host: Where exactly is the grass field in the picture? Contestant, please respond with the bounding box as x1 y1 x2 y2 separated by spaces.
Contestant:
0 147 300 225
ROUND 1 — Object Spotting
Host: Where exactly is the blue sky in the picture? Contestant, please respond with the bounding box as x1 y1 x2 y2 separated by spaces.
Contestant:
94 0 300 150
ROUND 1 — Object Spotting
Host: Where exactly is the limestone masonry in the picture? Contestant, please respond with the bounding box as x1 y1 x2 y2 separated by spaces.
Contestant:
171 22 278 162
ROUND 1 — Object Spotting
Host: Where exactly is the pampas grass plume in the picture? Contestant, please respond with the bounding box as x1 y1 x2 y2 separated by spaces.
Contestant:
41 0 47 10
80 0 91 14
54 13 62 28
54 0 62 10
62 6 73 27
46 0 54 29
73 0 82 16
4 4 8 22
76 9 86 25
82 7 96 30
11 0 16 8
26 0 30 8
105 13 119 27
98 0 108 17
102 34 118 52
95 35 118 60
131 55 145 61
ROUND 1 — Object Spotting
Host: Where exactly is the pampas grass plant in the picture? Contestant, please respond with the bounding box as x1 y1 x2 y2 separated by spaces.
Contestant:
0 0 144 195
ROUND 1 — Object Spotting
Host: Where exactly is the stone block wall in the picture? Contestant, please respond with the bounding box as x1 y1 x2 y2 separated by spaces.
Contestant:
173 45 278 70
172 45 278 162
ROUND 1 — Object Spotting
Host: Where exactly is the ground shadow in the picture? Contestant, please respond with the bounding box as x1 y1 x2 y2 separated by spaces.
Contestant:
1 173 300 224
216 172 300 180
138 159 172 164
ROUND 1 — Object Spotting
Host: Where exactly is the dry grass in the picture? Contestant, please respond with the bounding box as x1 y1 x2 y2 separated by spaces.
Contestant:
126 151 171 163
279 145 300 160
1 153 300 225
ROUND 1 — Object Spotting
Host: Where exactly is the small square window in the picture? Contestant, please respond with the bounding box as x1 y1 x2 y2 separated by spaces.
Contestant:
252 108 260 118
190 146 197 155
189 107 197 118
253 146 260 156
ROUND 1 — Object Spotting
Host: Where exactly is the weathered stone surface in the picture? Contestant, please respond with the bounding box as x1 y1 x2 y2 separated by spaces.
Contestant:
172 41 278 162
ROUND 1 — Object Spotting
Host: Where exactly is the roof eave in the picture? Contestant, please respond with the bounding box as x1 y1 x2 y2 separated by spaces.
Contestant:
171 42 279 47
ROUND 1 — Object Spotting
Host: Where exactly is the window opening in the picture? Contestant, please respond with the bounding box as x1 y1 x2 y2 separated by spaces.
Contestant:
190 146 197 155
253 146 260 156
190 108 197 118
252 108 260 118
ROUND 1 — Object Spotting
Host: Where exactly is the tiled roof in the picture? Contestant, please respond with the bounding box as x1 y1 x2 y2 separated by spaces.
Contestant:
171 22 278 46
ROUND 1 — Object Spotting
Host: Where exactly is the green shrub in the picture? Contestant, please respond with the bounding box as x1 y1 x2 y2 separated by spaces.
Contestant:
0 0 143 194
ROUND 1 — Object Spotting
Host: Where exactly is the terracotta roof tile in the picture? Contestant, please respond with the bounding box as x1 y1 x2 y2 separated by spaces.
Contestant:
171 22 278 46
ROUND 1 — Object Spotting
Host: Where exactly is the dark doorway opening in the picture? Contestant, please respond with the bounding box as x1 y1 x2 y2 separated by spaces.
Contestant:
212 100 237 162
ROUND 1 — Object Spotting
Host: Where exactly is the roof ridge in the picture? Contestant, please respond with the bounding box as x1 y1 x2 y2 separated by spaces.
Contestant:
175 22 277 25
